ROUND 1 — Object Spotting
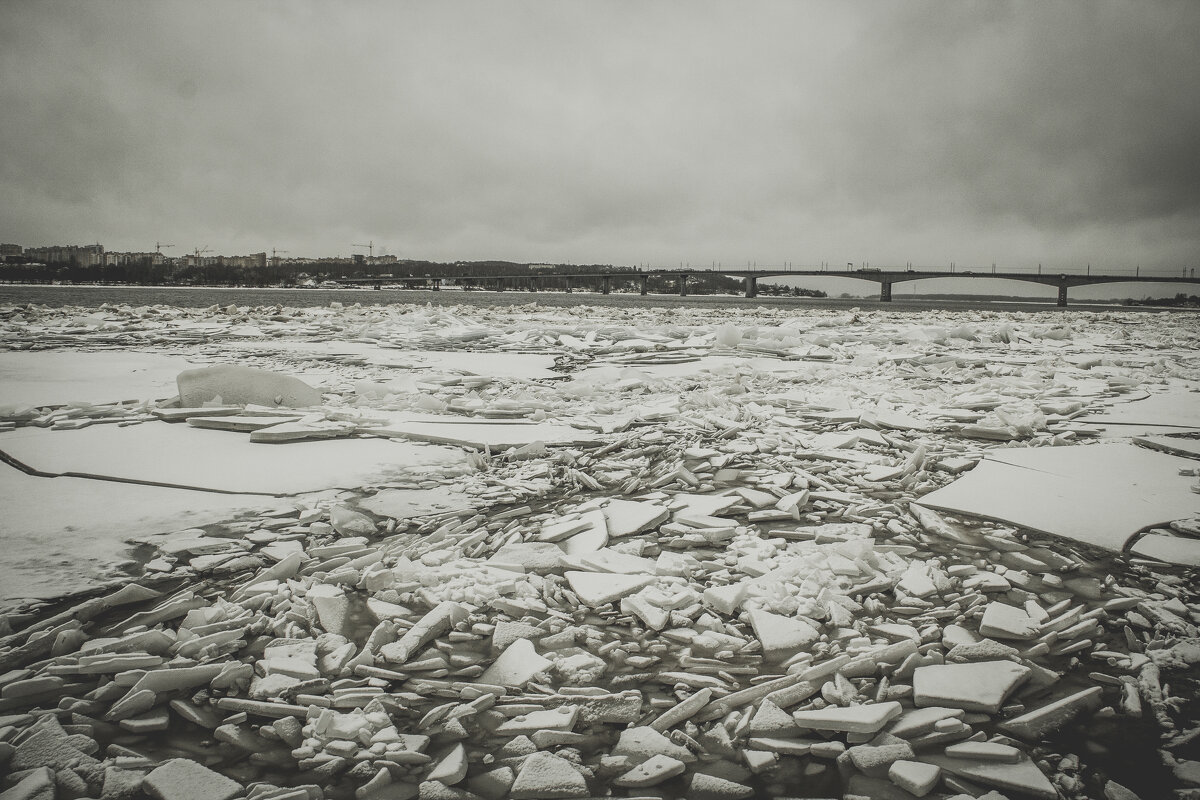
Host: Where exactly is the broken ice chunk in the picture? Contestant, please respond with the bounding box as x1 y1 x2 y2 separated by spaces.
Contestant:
177 365 321 408
509 751 589 799
479 639 552 687
565 571 656 607
746 608 821 662
978 601 1041 641
603 499 669 538
792 701 903 734
613 753 687 787
912 661 1030 714
996 686 1103 741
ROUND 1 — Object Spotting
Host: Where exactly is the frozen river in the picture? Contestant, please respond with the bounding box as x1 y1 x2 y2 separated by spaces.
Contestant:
0 296 1197 799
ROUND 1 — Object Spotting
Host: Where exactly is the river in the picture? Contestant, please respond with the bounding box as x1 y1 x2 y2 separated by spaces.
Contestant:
0 283 1164 313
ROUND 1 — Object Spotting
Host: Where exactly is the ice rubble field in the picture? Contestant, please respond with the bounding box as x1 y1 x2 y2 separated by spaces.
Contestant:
0 300 1199 800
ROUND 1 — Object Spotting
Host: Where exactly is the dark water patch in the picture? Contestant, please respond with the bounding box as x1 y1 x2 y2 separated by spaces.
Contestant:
1045 709 1174 799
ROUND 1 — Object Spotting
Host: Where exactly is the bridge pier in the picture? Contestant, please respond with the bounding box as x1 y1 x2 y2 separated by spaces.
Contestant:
678 274 688 296
431 278 440 291
601 275 611 295
1057 285 1068 307
879 282 892 302
640 275 648 296
530 276 538 292
744 276 757 298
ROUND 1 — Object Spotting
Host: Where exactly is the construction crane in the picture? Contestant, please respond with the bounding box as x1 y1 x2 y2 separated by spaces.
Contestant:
155 242 174 254
192 246 212 263
352 241 376 258
272 248 288 260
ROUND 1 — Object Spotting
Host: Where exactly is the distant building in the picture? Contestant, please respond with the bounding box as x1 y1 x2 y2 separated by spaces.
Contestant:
529 264 556 271
178 252 266 269
103 251 162 266
0 244 21 257
224 252 267 269
24 244 104 266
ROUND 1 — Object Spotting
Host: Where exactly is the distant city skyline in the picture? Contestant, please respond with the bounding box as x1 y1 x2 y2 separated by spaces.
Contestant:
5 238 1195 301
2 2 1198 275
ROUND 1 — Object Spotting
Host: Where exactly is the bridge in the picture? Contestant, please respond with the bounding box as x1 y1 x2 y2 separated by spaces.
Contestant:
339 267 1200 306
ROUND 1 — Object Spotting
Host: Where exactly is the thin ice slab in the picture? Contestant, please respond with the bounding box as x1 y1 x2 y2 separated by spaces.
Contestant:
792 701 903 734
0 422 468 494
917 443 1199 552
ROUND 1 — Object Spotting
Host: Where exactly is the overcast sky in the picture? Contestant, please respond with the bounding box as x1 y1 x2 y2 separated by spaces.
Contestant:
2 1 1198 276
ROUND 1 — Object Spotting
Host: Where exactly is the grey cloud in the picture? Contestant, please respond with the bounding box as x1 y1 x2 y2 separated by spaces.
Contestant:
1 1 1197 271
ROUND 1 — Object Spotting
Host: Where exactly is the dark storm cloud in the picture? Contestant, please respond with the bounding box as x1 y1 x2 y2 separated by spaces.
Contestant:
1 1 1197 271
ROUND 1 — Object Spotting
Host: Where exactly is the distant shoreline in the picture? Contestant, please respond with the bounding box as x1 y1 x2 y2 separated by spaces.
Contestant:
1 282 1194 314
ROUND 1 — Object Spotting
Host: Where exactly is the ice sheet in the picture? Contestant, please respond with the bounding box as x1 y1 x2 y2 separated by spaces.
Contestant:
0 462 291 601
918 443 1199 551
0 351 197 406
0 422 469 494
1130 533 1200 566
1080 390 1200 430
357 488 477 519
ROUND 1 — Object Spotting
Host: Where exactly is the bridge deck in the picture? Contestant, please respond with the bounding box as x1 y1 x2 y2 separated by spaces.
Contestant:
338 269 1199 306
